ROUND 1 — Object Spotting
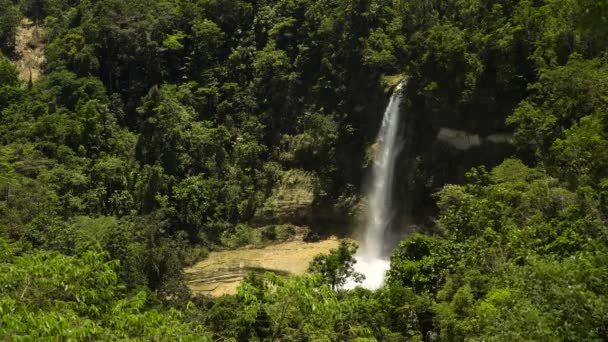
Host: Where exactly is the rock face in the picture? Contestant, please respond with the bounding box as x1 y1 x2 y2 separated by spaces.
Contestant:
14 18 45 84
252 169 352 235
377 83 518 231
251 74 517 236
436 128 483 150
184 238 340 297
436 128 513 151
253 169 315 225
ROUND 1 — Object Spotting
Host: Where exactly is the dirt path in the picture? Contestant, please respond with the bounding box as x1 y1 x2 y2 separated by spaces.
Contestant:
184 238 341 297
14 18 45 83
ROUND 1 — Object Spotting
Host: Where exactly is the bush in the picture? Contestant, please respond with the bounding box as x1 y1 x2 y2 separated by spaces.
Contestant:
183 246 209 266
220 224 255 248
275 224 297 241
260 225 277 241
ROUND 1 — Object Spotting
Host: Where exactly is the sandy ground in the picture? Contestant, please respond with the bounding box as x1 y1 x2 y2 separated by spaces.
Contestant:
14 18 45 83
184 238 340 297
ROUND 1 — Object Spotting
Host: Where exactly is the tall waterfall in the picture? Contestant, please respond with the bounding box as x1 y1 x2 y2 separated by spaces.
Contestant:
347 80 406 290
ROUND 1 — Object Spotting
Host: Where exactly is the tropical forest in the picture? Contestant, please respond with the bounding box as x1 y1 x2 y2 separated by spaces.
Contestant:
1 0 608 340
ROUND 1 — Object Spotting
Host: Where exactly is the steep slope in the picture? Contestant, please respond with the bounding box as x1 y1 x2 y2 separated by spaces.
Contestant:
14 18 45 83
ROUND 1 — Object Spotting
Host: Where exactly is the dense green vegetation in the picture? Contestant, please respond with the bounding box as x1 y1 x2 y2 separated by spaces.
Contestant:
1 0 608 340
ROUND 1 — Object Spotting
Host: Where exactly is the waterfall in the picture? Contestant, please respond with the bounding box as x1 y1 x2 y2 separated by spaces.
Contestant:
347 80 406 290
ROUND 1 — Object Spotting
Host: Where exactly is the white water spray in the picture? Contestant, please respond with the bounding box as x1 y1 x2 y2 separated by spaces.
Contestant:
347 80 406 290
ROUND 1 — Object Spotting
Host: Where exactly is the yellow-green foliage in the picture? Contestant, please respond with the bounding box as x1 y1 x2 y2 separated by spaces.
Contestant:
0 240 211 340
380 74 405 94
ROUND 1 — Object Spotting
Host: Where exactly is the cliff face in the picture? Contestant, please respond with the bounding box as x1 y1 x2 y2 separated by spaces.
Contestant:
254 74 518 236
13 18 45 84
390 80 518 231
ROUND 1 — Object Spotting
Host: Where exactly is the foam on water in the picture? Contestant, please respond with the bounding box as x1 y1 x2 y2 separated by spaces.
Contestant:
344 256 390 290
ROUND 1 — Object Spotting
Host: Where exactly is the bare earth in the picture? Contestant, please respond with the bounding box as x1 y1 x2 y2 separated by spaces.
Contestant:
14 18 45 83
184 238 340 297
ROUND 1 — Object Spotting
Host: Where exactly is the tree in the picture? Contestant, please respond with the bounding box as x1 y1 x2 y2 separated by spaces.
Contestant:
0 55 19 85
309 239 364 290
0 0 20 52
0 55 22 110
0 239 211 340
387 233 453 293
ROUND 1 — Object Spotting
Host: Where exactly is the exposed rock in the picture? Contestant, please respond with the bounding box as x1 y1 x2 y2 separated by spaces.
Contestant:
436 128 514 151
254 169 316 224
436 128 482 150
14 18 45 84
184 238 340 297
486 133 514 144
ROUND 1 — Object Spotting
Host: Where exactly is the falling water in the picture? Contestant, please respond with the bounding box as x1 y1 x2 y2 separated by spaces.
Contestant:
346 80 406 290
